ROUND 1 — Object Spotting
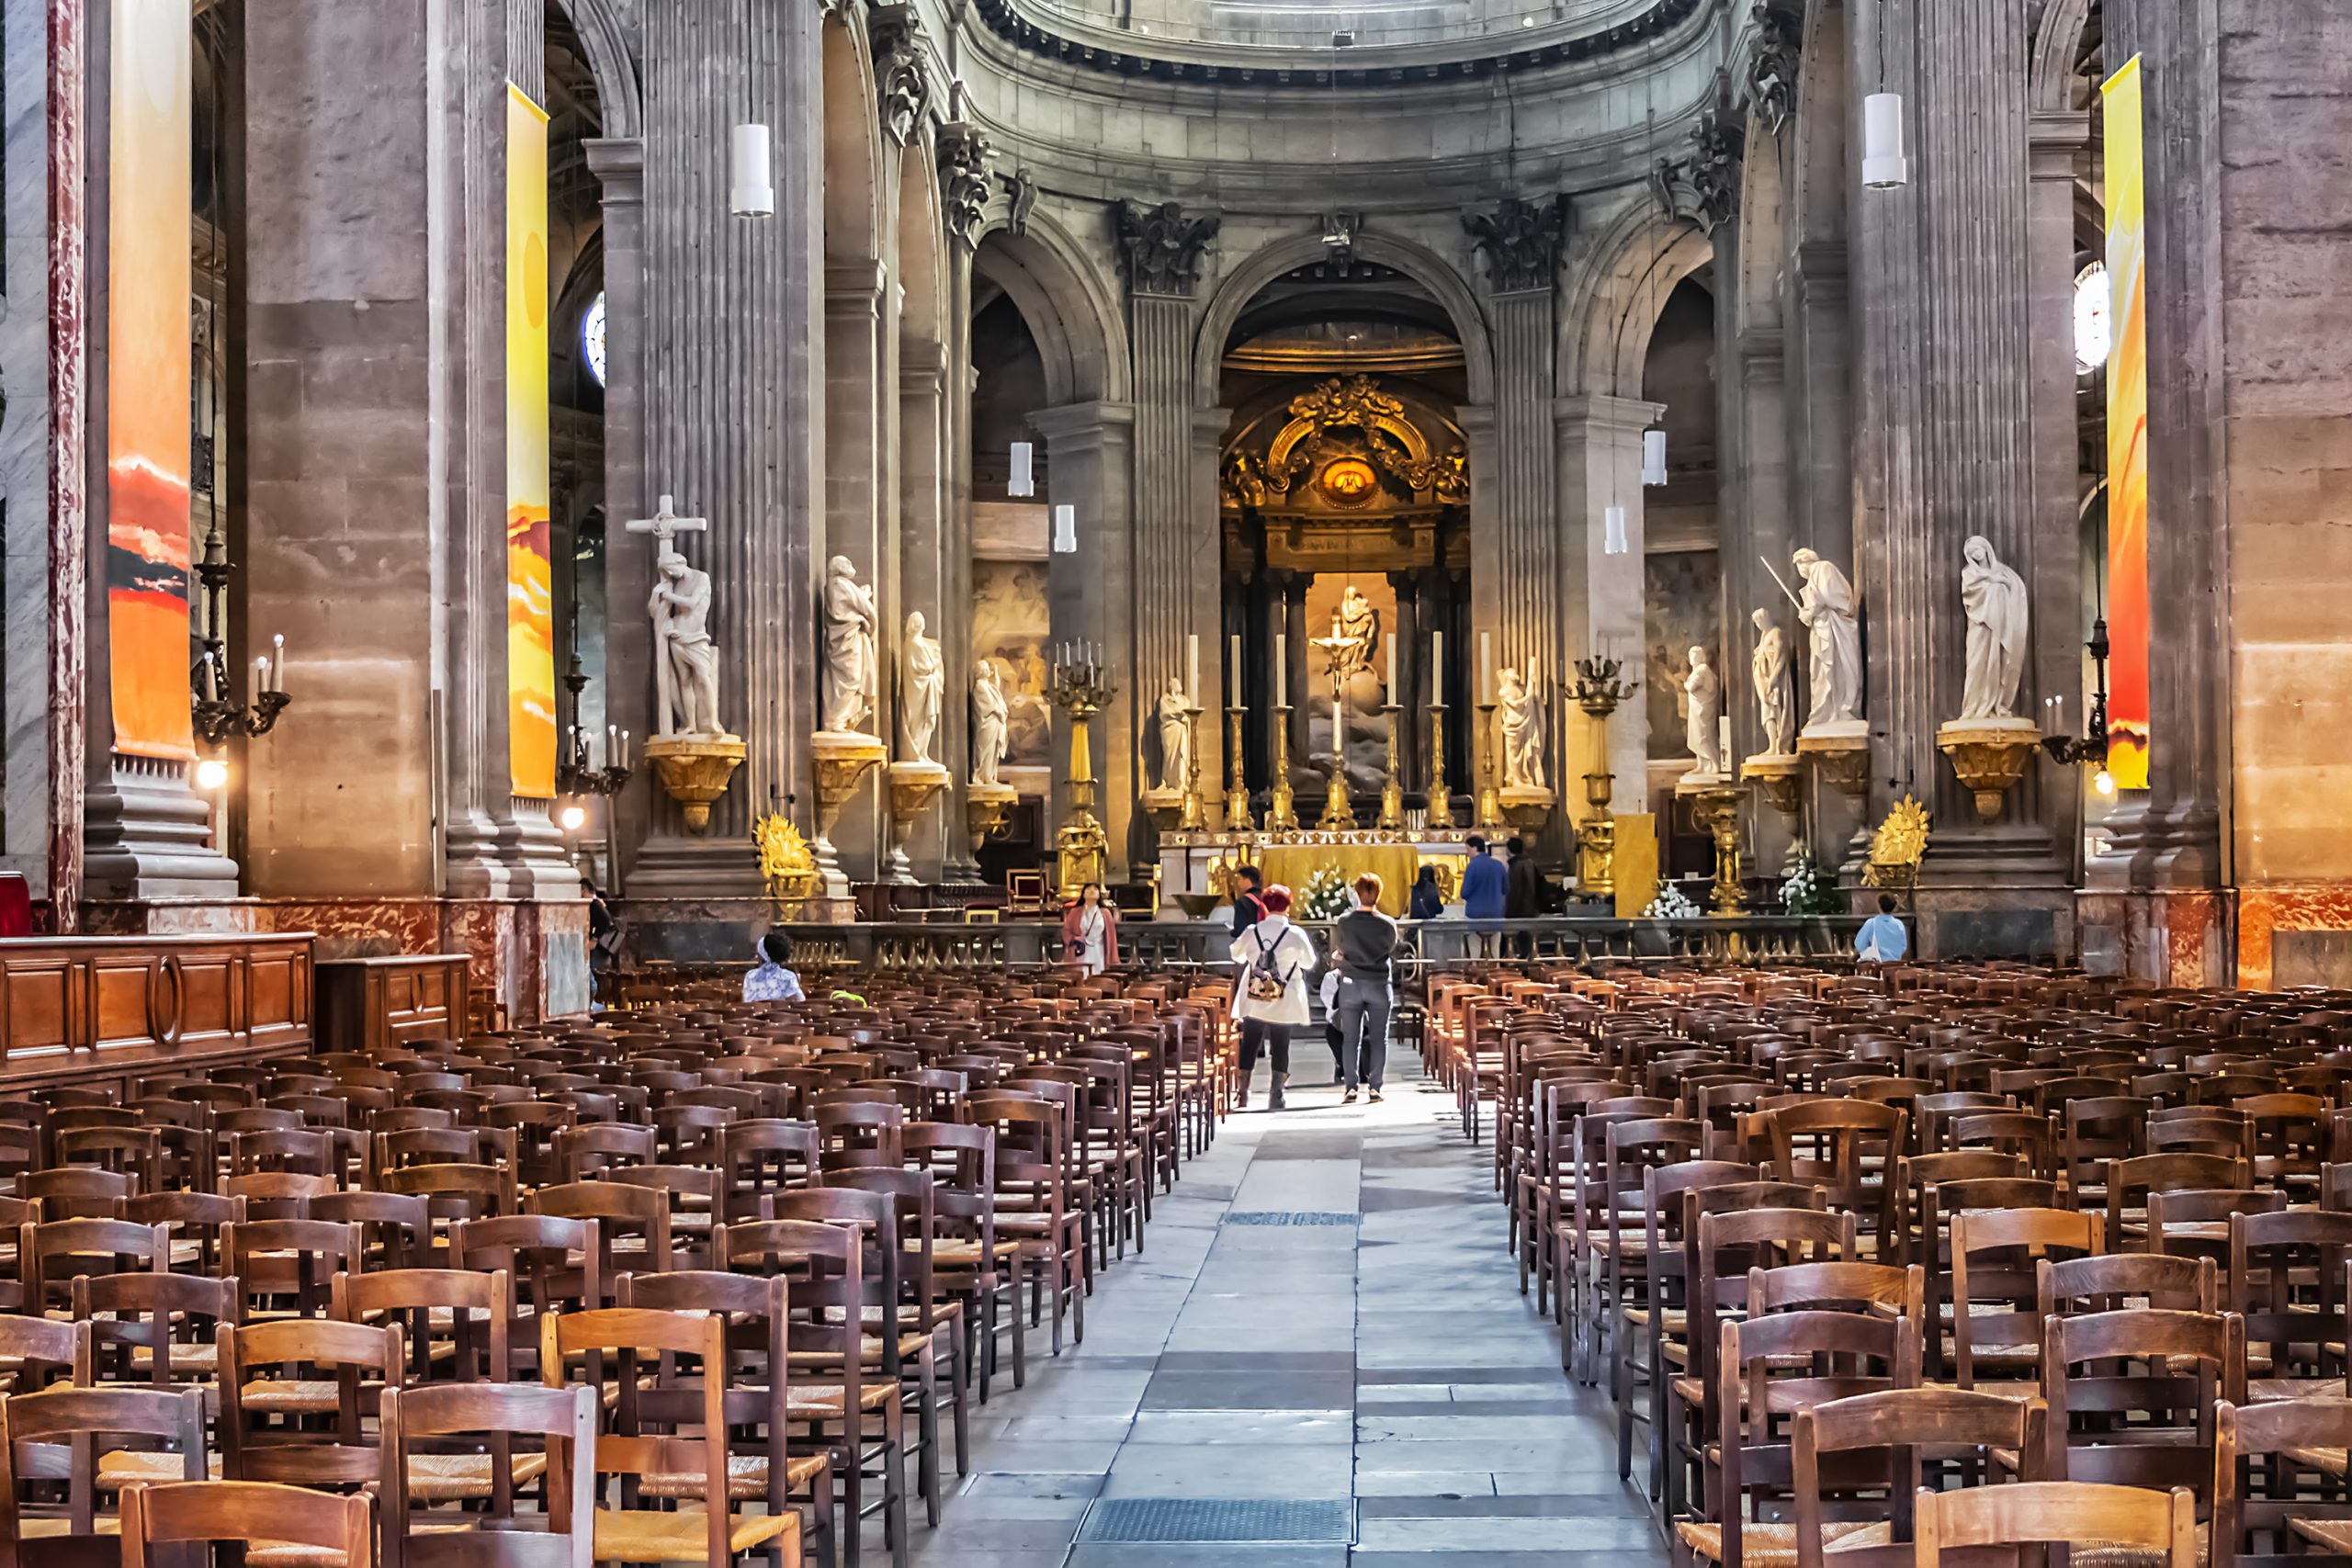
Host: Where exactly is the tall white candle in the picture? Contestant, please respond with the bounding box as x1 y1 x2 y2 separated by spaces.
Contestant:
1276 634 1287 707
1719 716 1733 769
1188 634 1200 706
1432 631 1442 703
1230 636 1242 707
1480 633 1491 707
271 634 286 693
1386 633 1396 693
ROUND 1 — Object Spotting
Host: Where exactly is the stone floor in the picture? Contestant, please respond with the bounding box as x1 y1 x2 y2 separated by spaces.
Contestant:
899 1040 1673 1568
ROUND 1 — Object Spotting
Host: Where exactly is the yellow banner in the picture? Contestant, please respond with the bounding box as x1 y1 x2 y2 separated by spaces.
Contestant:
2101 55 2151 791
107 0 195 761
505 85 556 797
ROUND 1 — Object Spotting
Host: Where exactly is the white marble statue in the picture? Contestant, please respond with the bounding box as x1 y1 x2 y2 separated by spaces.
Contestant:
1333 585 1378 679
1793 547 1864 732
1496 667 1547 791
900 610 944 761
1959 534 2030 721
1682 645 1722 776
648 549 722 737
1751 608 1795 755
1155 675 1192 792
971 659 1009 786
820 555 879 734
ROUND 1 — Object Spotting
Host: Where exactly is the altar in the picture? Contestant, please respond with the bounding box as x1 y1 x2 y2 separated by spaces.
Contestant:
1158 829 1471 919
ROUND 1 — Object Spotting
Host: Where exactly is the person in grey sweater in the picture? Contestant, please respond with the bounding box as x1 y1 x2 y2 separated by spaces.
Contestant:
1328 872 1401 1102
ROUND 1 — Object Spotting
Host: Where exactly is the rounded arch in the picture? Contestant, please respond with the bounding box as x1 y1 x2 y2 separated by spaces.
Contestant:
972 209 1131 406
1789 0 1848 250
548 0 640 138
1191 231 1494 408
2030 0 2096 112
1731 115 1788 336
1561 203 1713 398
822 15 884 264
895 137 947 350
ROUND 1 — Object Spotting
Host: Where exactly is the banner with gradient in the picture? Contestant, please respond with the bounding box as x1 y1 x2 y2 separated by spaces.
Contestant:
107 0 195 762
2102 55 2152 790
506 85 556 798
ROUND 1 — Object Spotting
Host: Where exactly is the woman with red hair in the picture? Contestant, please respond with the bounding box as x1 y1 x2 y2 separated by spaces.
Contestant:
1227 883 1317 1111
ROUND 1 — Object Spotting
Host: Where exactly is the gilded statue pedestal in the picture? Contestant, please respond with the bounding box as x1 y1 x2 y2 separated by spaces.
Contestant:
965 782 1018 846
809 729 888 897
642 733 747 834
882 760 951 885
1936 717 2040 821
1679 777 1750 916
1498 785 1556 836
1797 728 1871 803
1141 787 1188 833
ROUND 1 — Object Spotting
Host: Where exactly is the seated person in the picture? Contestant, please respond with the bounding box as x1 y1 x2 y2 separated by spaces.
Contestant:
742 930 807 1001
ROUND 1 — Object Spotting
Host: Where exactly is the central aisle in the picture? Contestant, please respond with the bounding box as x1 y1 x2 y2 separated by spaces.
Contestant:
907 1044 1672 1567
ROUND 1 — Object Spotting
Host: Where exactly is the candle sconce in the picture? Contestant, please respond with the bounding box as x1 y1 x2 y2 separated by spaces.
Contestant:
2041 616 2112 768
556 653 632 797
190 518 292 747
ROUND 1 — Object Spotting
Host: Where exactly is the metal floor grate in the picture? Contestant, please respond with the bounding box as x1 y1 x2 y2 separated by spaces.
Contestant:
1078 1497 1352 1543
1221 1211 1359 1227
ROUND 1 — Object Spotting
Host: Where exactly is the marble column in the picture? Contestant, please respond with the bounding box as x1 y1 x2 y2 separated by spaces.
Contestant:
1032 401 1136 878
621 0 825 896
1283 574 1309 786
1125 276 1206 867
1555 395 1662 829
820 261 893 881
1189 407 1230 811
897 341 948 879
28 0 83 920
1471 286 1562 795
1388 570 1421 787
938 237 979 880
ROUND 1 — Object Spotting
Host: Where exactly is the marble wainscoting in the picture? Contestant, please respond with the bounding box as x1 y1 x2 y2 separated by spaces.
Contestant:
621 897 794 967
2237 886 2352 990
2075 889 2229 987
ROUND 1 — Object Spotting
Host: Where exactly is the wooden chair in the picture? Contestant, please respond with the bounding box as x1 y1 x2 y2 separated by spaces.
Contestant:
0 1384 209 1561
2229 1210 2352 1402
1912 1481 2197 1568
379 1382 594 1568
2213 1396 2352 1568
0 1317 92 1394
76 1270 237 1389
2041 1307 2244 1508
1945 1208 2101 1393
120 1479 376 1568
1789 1386 2049 1568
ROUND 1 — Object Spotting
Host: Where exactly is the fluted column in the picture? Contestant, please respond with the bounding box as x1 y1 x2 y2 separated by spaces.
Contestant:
617 0 822 894
1556 394 1663 828
1033 401 1136 877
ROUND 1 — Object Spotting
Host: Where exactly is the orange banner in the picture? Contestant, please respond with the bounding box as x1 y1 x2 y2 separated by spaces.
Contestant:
506 85 556 798
107 0 195 761
2102 55 2151 790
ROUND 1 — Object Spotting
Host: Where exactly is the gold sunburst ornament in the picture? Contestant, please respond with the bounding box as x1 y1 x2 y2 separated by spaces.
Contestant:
1864 795 1930 889
755 814 820 904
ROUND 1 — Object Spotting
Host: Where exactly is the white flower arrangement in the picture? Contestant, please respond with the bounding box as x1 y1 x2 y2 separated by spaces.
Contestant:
1642 883 1702 919
1779 852 1842 916
1297 865 1356 922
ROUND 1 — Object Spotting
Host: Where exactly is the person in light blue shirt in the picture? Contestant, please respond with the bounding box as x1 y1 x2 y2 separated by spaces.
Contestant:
1855 894 1910 964
1460 835 1508 921
742 931 807 1002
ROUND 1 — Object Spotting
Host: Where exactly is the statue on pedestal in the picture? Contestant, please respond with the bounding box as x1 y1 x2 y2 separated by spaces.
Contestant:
1155 675 1191 793
1497 667 1547 791
1959 534 2030 721
900 611 944 761
971 659 1009 786
1792 547 1864 733
1681 645 1722 779
820 555 879 734
1333 586 1378 680
1750 608 1796 756
649 550 722 738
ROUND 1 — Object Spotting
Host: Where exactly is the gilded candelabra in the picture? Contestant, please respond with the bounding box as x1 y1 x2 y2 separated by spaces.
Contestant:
1178 704 1207 831
1225 707 1253 830
1267 705 1300 833
1571 654 1638 896
1426 703 1455 829
1474 700 1505 833
1047 649 1114 892
1377 703 1407 830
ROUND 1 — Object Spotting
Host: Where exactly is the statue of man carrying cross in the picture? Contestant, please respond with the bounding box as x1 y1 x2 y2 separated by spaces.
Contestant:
628 495 723 739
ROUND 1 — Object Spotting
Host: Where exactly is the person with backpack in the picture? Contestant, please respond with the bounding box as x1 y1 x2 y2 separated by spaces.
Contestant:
1228 884 1317 1111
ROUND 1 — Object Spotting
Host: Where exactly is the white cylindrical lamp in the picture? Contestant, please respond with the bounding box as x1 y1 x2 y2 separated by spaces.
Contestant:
729 124 776 218
1862 94 1909 189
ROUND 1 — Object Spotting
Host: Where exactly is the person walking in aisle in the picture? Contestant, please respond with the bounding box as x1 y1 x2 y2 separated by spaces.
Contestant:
1229 884 1317 1111
1061 883 1120 976
1329 873 1399 1103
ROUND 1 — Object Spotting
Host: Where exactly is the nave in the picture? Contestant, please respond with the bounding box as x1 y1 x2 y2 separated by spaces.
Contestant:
910 1043 1665 1568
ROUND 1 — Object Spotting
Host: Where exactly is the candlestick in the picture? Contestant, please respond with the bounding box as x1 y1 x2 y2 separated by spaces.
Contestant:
607 723 617 770
271 634 285 693
1378 702 1406 831
1225 706 1253 830
1187 633 1199 707
1427 704 1455 829
1275 634 1286 708
1267 705 1299 833
1230 635 1242 708
1480 632 1491 708
1385 632 1396 693
1433 629 1443 692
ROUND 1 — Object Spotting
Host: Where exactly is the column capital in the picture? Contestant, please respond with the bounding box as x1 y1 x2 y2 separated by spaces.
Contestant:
1552 393 1666 434
1114 200 1219 298
1029 400 1136 451
582 136 645 196
1464 197 1565 295
825 259 888 309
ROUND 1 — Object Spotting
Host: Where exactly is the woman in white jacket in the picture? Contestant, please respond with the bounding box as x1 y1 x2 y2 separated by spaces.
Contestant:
1229 884 1317 1111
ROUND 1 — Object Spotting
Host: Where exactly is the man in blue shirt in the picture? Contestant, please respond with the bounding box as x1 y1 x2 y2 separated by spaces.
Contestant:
1461 835 1508 920
1855 894 1910 964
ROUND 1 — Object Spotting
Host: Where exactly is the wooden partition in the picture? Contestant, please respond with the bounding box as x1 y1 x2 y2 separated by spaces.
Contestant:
0 932 313 1091
316 953 470 1054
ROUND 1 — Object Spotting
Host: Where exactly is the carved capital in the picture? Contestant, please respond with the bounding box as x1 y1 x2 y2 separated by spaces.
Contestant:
937 124 994 249
1462 197 1565 295
1114 199 1219 297
1745 3 1803 138
1652 110 1745 236
868 6 932 148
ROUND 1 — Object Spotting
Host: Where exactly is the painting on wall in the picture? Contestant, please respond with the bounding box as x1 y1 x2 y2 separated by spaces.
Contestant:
107 0 195 762
1645 548 1720 759
974 560 1053 771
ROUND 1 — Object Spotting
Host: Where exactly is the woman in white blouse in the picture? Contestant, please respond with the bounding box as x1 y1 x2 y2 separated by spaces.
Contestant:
1227 885 1317 1111
1061 884 1120 976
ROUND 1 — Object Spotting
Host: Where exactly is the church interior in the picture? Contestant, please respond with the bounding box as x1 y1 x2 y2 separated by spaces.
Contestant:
0 0 2348 1564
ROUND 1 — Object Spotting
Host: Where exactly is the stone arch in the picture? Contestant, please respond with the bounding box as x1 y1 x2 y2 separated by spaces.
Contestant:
1561 203 1713 398
896 136 947 351
1732 114 1788 336
2030 0 2096 112
971 209 1131 406
1191 231 1495 408
547 0 640 138
1790 0 1849 250
822 15 884 264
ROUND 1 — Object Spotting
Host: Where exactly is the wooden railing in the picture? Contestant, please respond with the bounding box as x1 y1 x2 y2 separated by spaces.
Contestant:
0 932 313 1089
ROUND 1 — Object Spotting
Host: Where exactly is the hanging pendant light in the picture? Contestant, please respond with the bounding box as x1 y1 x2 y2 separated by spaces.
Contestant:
729 123 775 217
1642 428 1668 488
1603 505 1630 557
1052 504 1078 554
1009 442 1035 498
1862 94 1909 189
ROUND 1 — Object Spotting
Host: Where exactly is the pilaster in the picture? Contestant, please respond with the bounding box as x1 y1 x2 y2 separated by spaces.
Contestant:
1555 393 1662 823
1031 401 1136 880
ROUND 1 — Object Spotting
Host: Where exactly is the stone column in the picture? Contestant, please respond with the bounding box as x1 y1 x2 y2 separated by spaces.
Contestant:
1388 570 1421 787
1555 395 1662 829
1032 401 1136 878
1189 408 1230 807
1283 574 1309 784
820 262 891 880
936 125 988 879
896 343 948 880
